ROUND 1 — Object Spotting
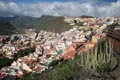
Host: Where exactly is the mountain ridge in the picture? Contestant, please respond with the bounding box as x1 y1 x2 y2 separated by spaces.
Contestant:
0 20 16 35
0 15 72 33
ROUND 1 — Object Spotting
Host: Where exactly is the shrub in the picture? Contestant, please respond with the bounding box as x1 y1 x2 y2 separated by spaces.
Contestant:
0 58 15 69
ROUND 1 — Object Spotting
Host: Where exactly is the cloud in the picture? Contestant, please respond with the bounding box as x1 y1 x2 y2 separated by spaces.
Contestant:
0 1 120 17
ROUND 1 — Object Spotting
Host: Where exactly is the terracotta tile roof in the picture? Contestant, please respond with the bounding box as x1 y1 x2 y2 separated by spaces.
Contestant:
85 41 96 48
75 42 84 47
63 50 77 59
32 65 43 73
86 41 96 44
79 47 89 53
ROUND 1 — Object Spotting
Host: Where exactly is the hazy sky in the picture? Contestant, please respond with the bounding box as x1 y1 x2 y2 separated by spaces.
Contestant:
0 0 120 17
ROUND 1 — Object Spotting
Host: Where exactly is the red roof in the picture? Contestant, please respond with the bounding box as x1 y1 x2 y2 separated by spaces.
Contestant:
80 48 89 52
62 42 85 59
63 50 77 59
87 41 96 44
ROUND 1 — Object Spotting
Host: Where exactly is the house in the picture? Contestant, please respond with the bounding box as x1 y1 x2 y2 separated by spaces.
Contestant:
92 35 101 43
63 50 77 60
4 51 12 58
26 32 37 40
63 43 77 59
85 41 96 48
35 45 42 55
21 62 32 72
32 64 43 73
47 48 57 55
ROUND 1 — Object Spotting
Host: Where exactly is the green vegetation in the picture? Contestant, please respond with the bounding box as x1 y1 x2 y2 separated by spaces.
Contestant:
23 73 38 80
4 15 72 33
0 20 16 35
14 47 35 58
32 15 72 33
75 22 84 26
80 15 94 18
0 58 15 69
80 41 117 73
0 15 72 33
107 23 119 31
48 59 60 68
10 16 36 29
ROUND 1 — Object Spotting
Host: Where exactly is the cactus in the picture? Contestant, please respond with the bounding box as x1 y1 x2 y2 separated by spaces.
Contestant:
111 57 117 70
79 39 118 72
105 41 108 54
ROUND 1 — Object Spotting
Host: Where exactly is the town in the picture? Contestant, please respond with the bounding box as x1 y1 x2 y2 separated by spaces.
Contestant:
0 16 120 79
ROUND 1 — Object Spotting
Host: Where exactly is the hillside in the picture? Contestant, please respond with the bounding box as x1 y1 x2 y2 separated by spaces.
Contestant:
10 16 36 29
0 15 72 33
0 16 36 29
0 20 16 35
80 15 94 18
0 17 15 21
32 15 72 33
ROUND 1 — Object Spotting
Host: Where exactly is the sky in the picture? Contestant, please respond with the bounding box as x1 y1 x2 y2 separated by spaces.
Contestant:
2 0 117 3
0 0 120 17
